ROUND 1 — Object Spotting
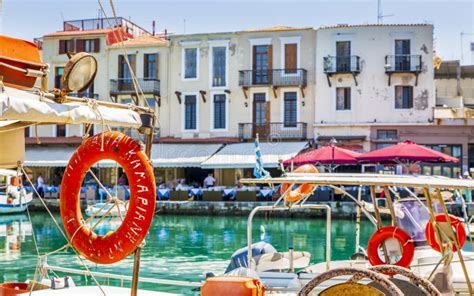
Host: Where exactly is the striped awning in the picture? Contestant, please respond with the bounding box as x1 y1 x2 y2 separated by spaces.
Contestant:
24 146 116 167
201 142 308 169
151 143 223 168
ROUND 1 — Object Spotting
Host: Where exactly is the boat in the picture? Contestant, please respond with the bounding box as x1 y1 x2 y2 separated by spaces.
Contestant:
200 171 474 295
0 169 33 214
0 33 185 295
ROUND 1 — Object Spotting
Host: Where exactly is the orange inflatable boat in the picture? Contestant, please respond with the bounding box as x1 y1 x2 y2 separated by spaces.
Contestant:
0 35 46 89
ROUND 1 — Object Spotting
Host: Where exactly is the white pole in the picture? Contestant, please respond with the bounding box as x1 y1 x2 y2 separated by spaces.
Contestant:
0 0 3 34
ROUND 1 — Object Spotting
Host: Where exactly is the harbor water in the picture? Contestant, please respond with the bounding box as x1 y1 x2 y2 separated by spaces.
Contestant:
0 212 427 294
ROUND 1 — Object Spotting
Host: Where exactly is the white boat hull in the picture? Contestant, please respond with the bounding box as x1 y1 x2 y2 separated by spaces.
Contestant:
0 192 33 214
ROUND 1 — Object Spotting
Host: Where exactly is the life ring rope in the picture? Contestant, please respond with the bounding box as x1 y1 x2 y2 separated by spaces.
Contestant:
425 213 466 252
367 226 415 273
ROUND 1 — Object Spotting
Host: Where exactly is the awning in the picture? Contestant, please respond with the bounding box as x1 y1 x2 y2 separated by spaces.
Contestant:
201 142 308 169
24 146 116 167
317 135 366 141
151 143 223 168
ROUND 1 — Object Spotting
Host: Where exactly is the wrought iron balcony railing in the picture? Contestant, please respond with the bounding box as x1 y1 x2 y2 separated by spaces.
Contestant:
238 69 307 87
69 92 99 99
110 78 160 96
323 55 361 73
238 122 307 141
385 55 422 72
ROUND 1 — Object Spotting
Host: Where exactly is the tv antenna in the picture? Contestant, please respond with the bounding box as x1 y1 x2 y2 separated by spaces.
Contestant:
377 0 394 24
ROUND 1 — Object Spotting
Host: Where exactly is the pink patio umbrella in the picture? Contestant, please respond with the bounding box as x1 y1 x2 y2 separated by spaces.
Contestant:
357 140 459 165
282 144 361 169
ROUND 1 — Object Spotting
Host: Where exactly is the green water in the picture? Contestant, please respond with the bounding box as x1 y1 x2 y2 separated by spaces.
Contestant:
0 213 377 294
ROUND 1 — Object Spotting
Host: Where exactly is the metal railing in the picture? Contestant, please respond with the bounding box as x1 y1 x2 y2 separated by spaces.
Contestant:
238 69 307 87
63 17 150 36
69 92 99 99
238 122 307 140
110 78 160 96
323 55 361 73
385 55 422 72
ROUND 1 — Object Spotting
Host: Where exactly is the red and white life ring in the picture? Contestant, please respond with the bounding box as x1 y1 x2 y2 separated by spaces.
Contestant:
280 164 318 203
60 131 156 264
367 226 415 272
425 213 466 252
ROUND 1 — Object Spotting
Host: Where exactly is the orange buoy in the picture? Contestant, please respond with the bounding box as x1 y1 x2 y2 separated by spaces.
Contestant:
367 226 415 272
425 214 466 252
280 164 318 203
60 131 156 264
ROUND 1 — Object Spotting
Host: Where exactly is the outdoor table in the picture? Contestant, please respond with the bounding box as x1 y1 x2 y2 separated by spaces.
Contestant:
189 188 203 200
222 188 237 201
259 189 274 201
157 188 171 200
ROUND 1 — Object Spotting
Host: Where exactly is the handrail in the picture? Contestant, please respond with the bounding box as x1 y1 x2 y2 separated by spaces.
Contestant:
247 204 331 271
43 263 202 288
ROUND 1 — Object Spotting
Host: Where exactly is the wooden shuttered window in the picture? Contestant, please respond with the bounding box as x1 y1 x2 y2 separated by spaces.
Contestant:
59 39 74 54
75 39 100 53
284 43 297 74
144 53 158 80
76 39 85 52
94 39 100 52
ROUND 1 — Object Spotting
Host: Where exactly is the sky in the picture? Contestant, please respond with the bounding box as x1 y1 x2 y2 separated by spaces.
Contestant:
1 0 474 63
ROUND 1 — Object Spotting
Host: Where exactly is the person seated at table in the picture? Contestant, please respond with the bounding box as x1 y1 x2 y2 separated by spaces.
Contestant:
203 173 216 188
175 179 187 191
118 173 128 186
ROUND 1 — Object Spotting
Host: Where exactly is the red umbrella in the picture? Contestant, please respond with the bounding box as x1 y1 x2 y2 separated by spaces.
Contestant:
282 144 361 166
357 140 459 164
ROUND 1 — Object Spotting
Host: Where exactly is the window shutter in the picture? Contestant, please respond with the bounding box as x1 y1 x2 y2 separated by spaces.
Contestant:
59 40 66 54
94 39 100 52
143 55 148 78
118 55 124 78
75 39 84 52
129 54 136 73
267 45 273 84
285 44 297 72
155 53 159 79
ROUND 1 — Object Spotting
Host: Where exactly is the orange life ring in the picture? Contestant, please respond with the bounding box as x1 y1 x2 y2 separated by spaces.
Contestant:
60 131 156 264
280 164 318 203
367 226 415 272
425 213 466 252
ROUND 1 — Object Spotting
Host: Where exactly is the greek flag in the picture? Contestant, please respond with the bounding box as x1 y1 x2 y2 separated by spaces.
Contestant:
253 135 270 179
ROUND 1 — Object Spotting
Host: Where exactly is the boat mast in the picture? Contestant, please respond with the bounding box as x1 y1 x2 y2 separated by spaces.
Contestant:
130 113 155 296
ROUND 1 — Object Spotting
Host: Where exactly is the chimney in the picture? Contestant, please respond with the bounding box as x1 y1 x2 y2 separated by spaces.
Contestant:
152 20 156 36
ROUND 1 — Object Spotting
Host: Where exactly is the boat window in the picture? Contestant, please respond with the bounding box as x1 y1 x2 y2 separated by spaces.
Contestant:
394 198 442 242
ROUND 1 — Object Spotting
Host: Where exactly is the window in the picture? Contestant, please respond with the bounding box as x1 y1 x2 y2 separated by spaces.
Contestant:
336 41 351 72
146 98 156 108
184 95 197 130
76 39 100 53
55 67 64 89
56 125 66 137
59 40 74 54
395 86 413 109
211 47 226 87
376 143 393 149
395 39 411 71
377 130 398 140
283 92 297 127
213 94 226 129
121 98 133 105
118 54 136 80
336 87 351 110
24 127 30 138
144 54 158 79
184 48 198 79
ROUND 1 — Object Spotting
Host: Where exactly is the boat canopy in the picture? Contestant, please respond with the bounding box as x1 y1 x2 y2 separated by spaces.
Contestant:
0 86 142 129
240 173 474 189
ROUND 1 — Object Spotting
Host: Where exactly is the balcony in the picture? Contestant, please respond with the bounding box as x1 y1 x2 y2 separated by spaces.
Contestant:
238 122 307 141
69 92 99 99
384 55 422 86
63 17 150 36
238 69 307 88
323 55 360 87
110 78 160 96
